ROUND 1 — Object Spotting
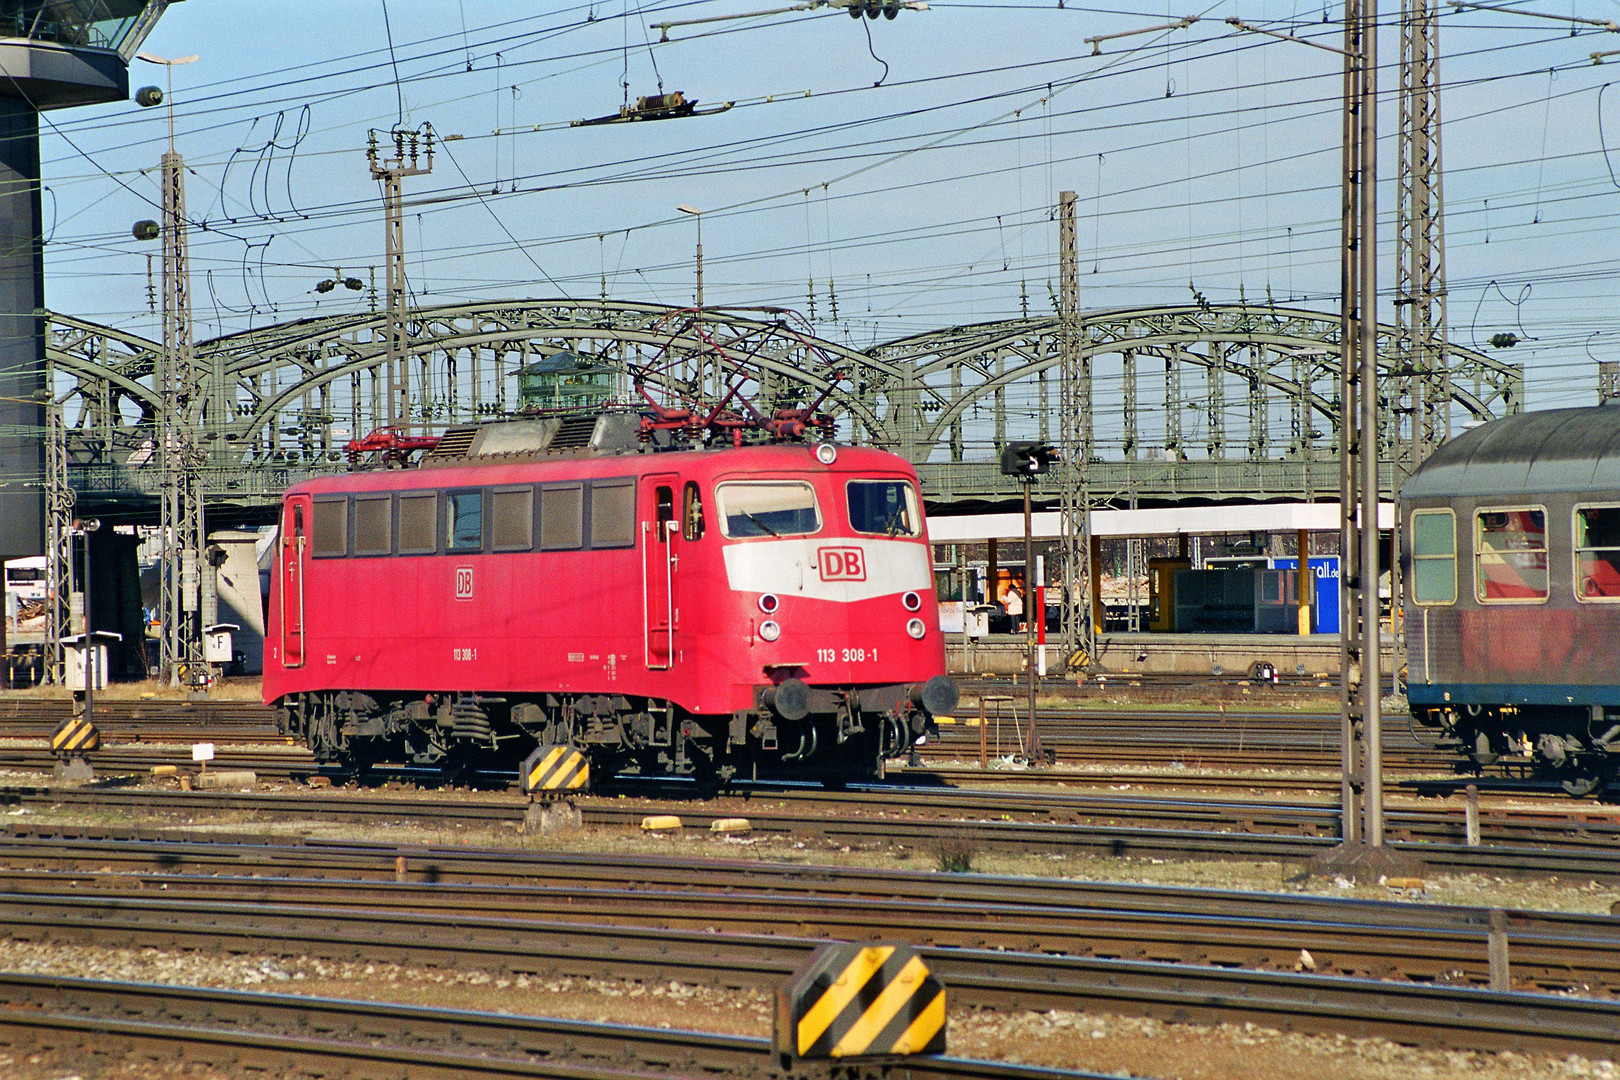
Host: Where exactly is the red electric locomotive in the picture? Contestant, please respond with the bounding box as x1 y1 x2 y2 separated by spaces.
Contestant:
263 410 958 787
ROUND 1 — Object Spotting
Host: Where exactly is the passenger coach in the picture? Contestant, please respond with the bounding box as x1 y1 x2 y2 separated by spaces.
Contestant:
1402 403 1620 794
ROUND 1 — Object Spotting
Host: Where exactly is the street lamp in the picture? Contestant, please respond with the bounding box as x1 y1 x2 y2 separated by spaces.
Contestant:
676 204 703 314
135 52 199 152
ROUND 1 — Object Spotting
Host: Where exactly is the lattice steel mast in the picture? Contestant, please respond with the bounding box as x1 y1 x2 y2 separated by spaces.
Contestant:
156 140 208 686
1396 0 1449 469
368 126 434 430
1056 191 1094 671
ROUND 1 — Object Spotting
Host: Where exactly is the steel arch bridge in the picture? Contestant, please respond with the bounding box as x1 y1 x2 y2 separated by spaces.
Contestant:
47 299 1520 520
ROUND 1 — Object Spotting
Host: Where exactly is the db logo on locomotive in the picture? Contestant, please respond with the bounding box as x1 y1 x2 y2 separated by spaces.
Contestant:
454 567 474 599
818 547 866 582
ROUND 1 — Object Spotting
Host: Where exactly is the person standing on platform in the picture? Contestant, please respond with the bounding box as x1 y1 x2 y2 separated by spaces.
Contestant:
1003 581 1024 632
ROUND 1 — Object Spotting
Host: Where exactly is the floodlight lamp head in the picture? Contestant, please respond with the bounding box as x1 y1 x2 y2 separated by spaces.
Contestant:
676 204 700 215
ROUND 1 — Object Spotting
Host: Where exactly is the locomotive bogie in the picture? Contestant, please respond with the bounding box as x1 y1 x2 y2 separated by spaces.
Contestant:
263 437 956 788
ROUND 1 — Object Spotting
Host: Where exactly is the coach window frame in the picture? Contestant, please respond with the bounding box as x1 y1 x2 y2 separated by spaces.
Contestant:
445 488 487 554
353 493 393 557
1408 507 1457 606
590 478 637 549
490 485 535 552
311 495 349 558
397 491 439 555
1572 502 1620 602
540 482 584 551
682 481 705 541
1473 503 1549 604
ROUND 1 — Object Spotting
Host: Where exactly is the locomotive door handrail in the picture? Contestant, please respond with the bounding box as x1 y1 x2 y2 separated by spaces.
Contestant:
643 475 678 670
281 495 309 669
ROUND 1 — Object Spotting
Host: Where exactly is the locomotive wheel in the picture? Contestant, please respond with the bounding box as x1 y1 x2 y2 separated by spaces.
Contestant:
1559 758 1614 798
1561 772 1605 797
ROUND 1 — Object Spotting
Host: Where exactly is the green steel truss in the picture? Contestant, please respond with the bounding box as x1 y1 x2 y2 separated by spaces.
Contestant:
46 300 1520 518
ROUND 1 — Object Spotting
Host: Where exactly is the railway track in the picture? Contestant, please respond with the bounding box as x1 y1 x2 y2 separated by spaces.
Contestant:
7 782 1620 879
0 972 1104 1080
0 843 1617 1056
1 834 1618 994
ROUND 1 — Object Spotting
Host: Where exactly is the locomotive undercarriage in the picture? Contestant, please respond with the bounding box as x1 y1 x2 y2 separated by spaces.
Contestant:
274 678 951 788
1416 704 1620 796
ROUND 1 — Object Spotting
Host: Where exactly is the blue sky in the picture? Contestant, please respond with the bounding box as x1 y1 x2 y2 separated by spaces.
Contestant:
38 1 1620 418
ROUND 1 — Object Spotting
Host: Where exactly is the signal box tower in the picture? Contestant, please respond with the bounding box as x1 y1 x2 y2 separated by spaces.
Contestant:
0 4 182 565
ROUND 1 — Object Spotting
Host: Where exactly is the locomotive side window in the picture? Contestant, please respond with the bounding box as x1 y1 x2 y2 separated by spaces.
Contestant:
353 495 392 557
683 481 705 541
1574 505 1620 600
540 484 583 550
446 490 484 552
716 481 821 538
1409 509 1456 605
311 498 348 558
846 479 921 538
491 487 534 552
398 493 438 555
591 480 636 548
1475 506 1548 602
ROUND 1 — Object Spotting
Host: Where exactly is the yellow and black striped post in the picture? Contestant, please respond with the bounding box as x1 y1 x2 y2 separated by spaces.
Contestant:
775 942 945 1062
51 715 100 758
521 744 589 795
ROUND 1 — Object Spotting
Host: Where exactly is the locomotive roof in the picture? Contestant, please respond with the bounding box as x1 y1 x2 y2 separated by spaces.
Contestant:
1402 403 1620 501
287 441 914 497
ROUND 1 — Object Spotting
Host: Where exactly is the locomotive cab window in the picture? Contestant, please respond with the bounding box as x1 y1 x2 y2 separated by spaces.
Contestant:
398 493 437 555
354 495 392 557
847 479 921 538
1575 504 1620 600
1475 506 1548 602
1409 508 1457 605
446 490 484 552
716 481 821 538
312 498 348 558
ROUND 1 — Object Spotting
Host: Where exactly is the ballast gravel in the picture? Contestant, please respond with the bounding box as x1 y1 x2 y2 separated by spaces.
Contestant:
0 936 1614 1080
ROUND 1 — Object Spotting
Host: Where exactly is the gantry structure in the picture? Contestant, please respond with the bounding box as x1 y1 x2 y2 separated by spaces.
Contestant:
45 299 1521 521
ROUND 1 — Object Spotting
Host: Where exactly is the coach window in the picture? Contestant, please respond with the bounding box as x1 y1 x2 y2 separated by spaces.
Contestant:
354 495 392 557
540 483 583 550
716 481 821 538
398 493 437 555
312 498 348 558
1409 509 1457 605
591 480 636 548
682 481 705 541
1475 507 1548 602
847 479 921 538
491 487 534 552
1574 505 1620 600
446 490 484 552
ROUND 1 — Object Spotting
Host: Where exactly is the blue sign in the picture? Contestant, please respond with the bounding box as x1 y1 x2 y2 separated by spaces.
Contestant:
1271 556 1340 633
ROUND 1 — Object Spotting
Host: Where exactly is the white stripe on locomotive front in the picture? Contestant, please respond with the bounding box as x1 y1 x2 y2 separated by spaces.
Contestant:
721 537 932 603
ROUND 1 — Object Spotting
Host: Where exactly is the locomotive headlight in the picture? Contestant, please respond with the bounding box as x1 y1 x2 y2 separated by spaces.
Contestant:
760 620 782 642
815 443 838 465
758 593 780 614
901 591 922 612
906 617 927 640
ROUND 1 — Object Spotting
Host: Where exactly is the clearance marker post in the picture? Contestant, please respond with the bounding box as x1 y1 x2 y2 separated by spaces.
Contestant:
775 942 945 1067
521 745 589 795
